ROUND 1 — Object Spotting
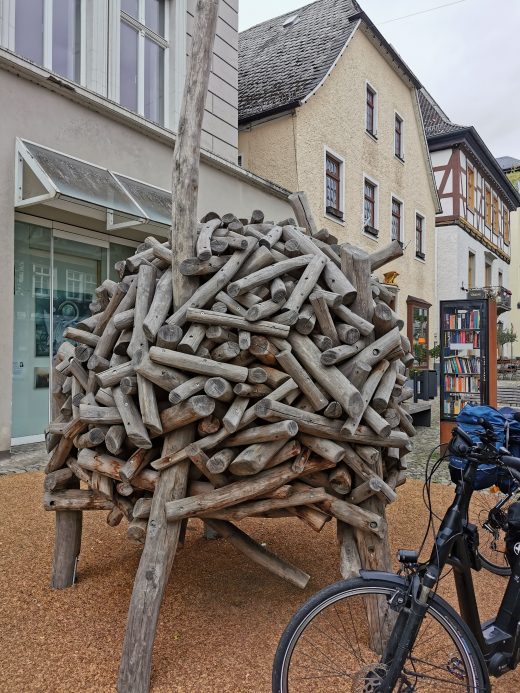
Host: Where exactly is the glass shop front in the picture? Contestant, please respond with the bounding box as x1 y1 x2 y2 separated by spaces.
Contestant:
11 218 136 443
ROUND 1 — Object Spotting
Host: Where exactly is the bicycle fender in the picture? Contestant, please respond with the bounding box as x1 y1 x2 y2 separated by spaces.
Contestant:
359 570 406 584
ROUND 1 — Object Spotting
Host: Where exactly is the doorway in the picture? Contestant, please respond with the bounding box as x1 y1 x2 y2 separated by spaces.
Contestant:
11 220 136 443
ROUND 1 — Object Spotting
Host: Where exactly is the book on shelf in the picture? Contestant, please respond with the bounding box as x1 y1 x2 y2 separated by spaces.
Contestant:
443 330 480 348
444 375 481 394
444 309 481 331
444 355 481 374
443 395 480 417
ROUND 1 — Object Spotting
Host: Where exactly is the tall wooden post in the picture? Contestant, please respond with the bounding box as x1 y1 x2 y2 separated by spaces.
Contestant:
117 2 220 691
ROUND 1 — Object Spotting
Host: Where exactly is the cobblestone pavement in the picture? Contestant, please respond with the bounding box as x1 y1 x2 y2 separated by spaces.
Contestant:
404 397 453 484
0 442 47 475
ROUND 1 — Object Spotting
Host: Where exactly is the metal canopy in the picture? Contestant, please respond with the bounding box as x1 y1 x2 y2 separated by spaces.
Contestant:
15 139 171 231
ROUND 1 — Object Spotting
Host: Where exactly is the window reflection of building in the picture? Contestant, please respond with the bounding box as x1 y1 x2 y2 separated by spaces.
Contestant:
407 297 431 369
33 263 51 297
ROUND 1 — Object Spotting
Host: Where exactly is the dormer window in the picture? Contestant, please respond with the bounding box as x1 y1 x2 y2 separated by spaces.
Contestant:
283 14 298 28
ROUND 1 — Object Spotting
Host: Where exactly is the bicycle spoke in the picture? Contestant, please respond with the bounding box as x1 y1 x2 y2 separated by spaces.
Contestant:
403 667 480 689
280 585 481 692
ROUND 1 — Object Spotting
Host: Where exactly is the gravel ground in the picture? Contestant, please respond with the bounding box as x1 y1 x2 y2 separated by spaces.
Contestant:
0 471 517 692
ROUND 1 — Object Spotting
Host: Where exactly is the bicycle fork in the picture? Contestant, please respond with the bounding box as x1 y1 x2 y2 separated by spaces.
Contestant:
378 573 436 692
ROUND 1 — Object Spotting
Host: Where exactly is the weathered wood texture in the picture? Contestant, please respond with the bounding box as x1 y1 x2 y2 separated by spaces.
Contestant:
44 104 415 693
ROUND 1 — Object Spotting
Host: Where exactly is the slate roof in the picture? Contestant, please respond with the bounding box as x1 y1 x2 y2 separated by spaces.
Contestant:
497 156 520 172
239 0 361 123
417 89 468 138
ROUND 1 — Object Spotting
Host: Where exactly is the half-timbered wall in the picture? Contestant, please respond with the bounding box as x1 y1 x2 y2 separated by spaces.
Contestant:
432 148 511 262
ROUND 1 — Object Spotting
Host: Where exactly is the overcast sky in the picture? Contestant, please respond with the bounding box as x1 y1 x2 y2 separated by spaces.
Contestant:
239 0 520 159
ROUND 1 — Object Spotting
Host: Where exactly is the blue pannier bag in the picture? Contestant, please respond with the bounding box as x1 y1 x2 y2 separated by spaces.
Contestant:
500 407 520 459
448 404 515 492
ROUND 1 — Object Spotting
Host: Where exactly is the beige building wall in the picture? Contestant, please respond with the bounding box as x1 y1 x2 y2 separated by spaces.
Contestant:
239 28 438 347
506 208 520 357
239 115 299 193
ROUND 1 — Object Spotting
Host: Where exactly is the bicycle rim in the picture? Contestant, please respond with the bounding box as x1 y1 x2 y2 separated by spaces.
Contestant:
469 489 516 576
274 581 486 692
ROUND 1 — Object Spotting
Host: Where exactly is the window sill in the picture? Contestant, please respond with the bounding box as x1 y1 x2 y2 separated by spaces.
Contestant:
415 251 426 263
325 213 345 227
364 224 379 238
326 206 344 222
394 154 405 164
365 130 378 142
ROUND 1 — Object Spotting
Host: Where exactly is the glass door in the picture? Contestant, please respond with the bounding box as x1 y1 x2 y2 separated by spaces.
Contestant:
12 222 52 442
12 225 108 442
51 232 108 358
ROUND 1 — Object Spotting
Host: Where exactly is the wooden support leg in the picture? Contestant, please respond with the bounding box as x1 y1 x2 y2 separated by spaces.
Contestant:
50 476 82 589
51 509 82 588
337 519 361 580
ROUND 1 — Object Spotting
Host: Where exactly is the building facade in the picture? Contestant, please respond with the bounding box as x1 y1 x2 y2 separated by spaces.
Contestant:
498 157 520 357
0 0 292 452
238 0 440 371
418 91 520 338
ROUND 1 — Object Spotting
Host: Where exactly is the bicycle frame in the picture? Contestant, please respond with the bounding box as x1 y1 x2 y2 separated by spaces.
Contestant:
396 454 520 679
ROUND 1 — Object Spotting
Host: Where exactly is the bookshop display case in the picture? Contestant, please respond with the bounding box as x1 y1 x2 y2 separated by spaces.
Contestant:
440 299 489 421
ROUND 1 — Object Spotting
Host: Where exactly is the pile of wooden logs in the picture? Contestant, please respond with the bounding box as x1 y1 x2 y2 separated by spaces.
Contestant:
44 205 413 588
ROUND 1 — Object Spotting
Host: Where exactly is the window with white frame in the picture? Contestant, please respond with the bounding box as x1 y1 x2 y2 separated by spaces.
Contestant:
363 178 378 235
84 273 97 298
415 213 425 259
33 263 51 297
325 151 343 220
66 269 83 299
366 84 377 136
119 0 168 126
394 114 403 159
391 197 402 243
13 0 82 82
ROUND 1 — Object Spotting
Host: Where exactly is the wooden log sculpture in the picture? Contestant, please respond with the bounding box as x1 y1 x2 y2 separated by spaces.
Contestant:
44 5 414 692
44 212 414 686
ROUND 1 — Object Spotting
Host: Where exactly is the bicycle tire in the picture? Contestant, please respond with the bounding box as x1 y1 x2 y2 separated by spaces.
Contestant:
469 488 518 576
273 574 489 692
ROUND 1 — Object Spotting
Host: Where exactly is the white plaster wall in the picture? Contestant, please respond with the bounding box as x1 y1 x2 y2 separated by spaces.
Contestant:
430 150 452 167
0 68 290 452
436 224 510 341
505 208 520 357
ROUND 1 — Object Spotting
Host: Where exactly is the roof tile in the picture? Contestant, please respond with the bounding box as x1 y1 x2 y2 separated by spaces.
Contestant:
239 0 361 123
417 88 467 137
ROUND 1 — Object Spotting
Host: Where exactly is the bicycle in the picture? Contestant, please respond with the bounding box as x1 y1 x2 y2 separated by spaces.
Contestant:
273 419 520 691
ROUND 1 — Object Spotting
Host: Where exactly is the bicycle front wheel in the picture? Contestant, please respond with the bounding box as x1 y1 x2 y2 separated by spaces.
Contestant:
273 576 487 692
469 487 518 576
